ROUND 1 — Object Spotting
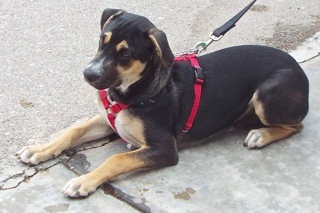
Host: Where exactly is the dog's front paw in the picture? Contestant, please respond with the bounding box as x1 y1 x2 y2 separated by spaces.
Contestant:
16 144 56 165
244 129 268 149
63 175 99 198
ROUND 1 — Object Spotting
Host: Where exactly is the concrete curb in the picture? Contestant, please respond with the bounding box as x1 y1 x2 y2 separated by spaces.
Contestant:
289 32 320 63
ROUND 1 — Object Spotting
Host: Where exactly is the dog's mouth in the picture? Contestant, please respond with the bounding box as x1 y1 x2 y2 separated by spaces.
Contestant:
85 77 122 90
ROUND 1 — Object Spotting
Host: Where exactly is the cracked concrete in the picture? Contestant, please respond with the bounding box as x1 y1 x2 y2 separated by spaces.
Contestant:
1 167 37 190
0 137 115 191
0 139 138 212
0 164 136 213
0 159 61 190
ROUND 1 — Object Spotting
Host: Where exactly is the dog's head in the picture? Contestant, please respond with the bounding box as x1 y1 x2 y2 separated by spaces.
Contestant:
83 9 174 91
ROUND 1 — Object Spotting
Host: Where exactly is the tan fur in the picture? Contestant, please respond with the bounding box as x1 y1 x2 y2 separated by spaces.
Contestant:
18 109 150 197
60 99 149 197
116 40 129 52
63 147 150 196
243 91 304 149
117 59 146 91
102 15 115 29
84 148 148 182
245 123 303 149
17 115 112 165
264 124 303 143
115 40 146 91
115 110 147 148
103 31 112 44
149 34 162 58
252 92 269 125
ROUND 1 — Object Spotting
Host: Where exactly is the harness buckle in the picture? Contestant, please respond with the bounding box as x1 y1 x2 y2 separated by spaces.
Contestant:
194 66 204 85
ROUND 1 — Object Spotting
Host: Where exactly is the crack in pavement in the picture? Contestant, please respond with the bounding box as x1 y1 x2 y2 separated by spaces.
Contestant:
299 52 320 63
0 160 61 190
0 137 115 191
101 183 152 213
2 136 149 212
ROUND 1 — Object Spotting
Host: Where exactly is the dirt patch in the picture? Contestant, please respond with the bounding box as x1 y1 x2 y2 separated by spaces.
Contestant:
173 187 196 200
258 16 320 51
250 4 269 12
19 100 34 108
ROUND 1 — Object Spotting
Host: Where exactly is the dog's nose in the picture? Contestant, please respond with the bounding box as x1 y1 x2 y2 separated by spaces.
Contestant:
83 67 101 82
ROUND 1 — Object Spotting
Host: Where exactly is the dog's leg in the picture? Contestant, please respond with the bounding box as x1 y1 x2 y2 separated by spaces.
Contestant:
17 114 113 165
244 85 308 149
63 143 178 197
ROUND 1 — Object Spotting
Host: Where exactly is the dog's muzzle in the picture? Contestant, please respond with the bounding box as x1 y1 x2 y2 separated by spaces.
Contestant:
83 60 104 83
83 67 101 83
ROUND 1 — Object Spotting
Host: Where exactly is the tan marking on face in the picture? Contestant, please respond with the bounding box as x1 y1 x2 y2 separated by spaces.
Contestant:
103 32 112 44
252 92 269 125
116 40 129 52
117 59 146 91
115 110 146 147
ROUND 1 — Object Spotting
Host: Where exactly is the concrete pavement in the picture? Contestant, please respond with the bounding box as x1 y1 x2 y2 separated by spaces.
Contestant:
1 0 320 212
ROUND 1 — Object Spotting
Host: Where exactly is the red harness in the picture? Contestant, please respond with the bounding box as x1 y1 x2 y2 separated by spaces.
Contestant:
99 53 204 134
174 53 204 132
99 89 129 132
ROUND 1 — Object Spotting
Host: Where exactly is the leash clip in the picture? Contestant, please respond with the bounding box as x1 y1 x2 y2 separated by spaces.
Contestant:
194 34 223 55
193 0 256 55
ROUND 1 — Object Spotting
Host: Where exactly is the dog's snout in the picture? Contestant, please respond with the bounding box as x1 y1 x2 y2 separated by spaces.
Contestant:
84 68 101 82
83 60 104 82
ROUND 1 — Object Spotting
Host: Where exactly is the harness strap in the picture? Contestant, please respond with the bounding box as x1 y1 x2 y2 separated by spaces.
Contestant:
99 90 129 131
174 54 204 132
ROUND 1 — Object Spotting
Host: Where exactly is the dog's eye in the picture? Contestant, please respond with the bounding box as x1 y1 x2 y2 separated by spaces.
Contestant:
121 50 132 59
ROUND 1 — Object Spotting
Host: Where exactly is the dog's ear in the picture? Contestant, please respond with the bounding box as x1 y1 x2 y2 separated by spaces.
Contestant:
148 28 174 68
100 9 124 30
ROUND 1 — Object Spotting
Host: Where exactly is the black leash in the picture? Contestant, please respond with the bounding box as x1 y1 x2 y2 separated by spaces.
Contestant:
194 0 257 54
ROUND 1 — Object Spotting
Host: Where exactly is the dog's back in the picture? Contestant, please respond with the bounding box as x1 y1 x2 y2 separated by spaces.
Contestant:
174 45 308 144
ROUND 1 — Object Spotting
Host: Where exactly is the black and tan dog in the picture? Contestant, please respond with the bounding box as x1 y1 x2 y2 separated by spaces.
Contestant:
17 9 309 197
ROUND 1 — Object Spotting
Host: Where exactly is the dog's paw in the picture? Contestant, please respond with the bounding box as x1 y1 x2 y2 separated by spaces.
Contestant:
16 144 55 165
63 176 98 198
244 129 269 149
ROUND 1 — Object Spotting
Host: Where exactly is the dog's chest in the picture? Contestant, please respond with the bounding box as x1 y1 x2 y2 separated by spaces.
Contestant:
96 93 146 147
114 111 146 147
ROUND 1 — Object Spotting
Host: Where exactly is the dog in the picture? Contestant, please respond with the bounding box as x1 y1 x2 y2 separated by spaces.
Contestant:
17 9 309 198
